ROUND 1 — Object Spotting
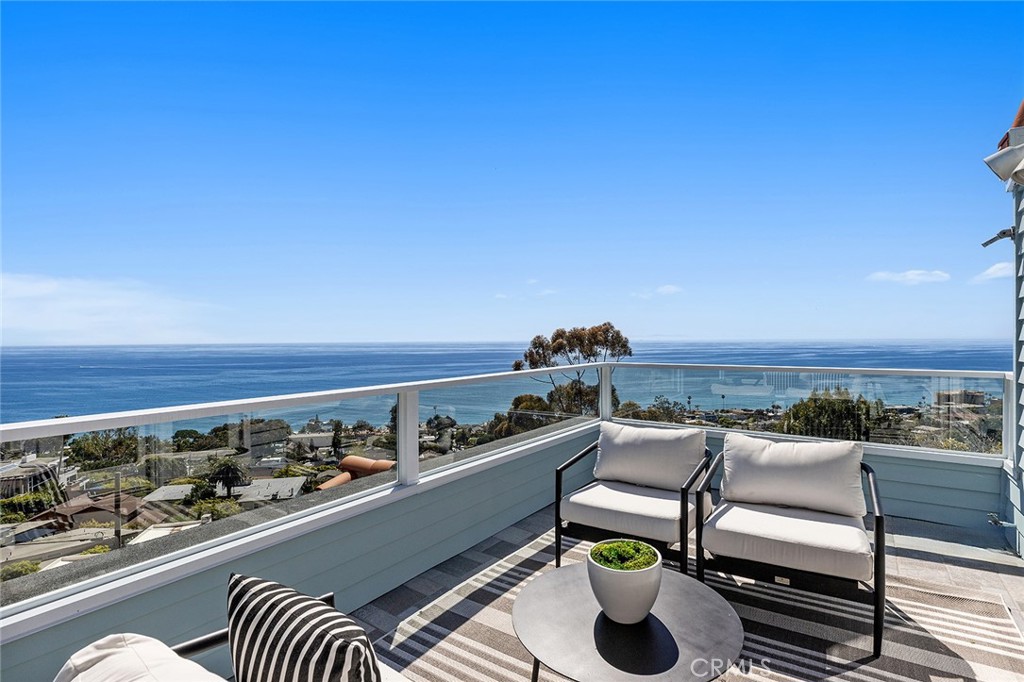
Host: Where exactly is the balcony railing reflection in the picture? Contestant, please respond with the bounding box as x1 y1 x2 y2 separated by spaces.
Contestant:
610 364 1008 455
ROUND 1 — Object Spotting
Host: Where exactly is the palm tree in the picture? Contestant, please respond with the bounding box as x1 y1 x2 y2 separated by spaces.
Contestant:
206 457 249 498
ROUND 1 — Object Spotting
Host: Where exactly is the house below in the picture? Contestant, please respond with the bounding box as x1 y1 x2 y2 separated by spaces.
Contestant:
35 492 168 530
232 477 307 509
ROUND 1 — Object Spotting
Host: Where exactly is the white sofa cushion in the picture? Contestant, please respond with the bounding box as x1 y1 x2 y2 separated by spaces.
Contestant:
561 480 712 543
593 422 706 492
702 501 873 581
721 433 866 517
53 633 224 682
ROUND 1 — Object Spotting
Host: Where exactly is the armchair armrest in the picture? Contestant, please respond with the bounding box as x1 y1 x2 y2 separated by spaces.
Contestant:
678 448 713 575
555 440 599 503
861 461 886 657
681 447 714 498
697 451 724 496
695 451 723 534
694 451 724 581
554 440 599 568
171 593 335 658
861 462 883 519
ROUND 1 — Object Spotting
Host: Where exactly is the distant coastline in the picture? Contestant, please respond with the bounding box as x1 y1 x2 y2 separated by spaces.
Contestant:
1 340 1011 424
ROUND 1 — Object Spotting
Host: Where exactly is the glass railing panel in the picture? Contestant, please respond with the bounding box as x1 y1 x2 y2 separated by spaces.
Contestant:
611 366 1005 456
417 369 595 471
0 396 398 586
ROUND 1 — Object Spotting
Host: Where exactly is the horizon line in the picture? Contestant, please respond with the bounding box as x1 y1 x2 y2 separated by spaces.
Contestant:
0 338 1012 350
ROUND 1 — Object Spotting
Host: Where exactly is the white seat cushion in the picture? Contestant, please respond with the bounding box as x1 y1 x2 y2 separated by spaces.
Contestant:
561 480 711 543
702 501 873 582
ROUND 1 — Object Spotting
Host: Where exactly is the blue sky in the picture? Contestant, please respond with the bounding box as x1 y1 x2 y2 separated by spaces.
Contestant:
2 2 1022 345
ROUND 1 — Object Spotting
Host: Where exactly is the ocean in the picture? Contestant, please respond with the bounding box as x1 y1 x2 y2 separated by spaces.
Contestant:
0 341 1011 427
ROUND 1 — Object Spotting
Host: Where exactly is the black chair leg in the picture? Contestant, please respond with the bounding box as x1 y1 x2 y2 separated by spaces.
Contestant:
554 515 562 567
680 518 688 575
873 515 886 658
873 573 885 657
695 524 705 582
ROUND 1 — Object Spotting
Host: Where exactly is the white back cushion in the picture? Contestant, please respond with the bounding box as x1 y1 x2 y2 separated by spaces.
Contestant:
721 433 866 517
593 422 706 491
53 633 224 682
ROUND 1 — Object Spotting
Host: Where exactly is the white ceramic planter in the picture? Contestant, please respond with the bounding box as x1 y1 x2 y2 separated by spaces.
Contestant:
586 540 663 624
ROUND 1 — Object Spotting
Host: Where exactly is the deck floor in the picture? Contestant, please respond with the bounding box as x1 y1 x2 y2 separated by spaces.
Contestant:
352 505 1024 672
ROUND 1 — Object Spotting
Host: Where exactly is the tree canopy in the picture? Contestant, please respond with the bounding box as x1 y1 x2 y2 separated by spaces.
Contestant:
205 456 250 498
771 388 885 441
512 322 632 371
68 428 139 470
509 322 631 416
143 456 188 486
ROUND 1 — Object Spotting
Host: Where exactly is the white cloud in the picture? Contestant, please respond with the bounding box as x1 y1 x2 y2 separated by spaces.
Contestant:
970 262 1013 284
1 273 223 345
632 284 682 299
538 289 557 297
525 278 539 285
866 270 950 285
494 293 510 299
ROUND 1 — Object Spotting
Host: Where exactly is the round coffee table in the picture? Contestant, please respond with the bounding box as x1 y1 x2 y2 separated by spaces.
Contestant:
512 564 744 681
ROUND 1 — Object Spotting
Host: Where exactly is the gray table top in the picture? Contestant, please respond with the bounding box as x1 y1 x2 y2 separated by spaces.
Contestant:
512 564 744 681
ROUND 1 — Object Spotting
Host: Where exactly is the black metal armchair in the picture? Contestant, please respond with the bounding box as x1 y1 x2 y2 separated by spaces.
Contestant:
695 433 886 658
554 421 714 574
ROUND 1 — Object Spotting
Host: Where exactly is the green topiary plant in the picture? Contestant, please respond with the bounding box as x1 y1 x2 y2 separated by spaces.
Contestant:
589 540 659 571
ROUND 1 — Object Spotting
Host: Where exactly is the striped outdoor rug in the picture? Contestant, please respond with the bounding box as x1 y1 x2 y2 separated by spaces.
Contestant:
373 532 1024 681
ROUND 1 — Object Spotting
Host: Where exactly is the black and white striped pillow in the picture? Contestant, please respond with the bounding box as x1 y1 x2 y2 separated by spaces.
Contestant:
227 574 381 682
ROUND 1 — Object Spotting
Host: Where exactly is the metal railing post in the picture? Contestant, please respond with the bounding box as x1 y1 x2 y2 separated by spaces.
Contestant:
599 364 613 420
396 391 420 485
1005 373 1015 462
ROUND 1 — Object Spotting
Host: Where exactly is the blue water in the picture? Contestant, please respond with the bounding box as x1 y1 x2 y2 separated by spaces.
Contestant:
0 341 1011 426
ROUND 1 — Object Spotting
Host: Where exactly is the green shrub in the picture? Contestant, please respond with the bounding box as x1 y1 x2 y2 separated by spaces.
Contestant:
0 560 41 581
97 476 155 494
80 519 115 528
1 511 27 524
80 544 111 555
168 477 206 486
183 480 216 505
0 490 56 516
190 499 242 520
